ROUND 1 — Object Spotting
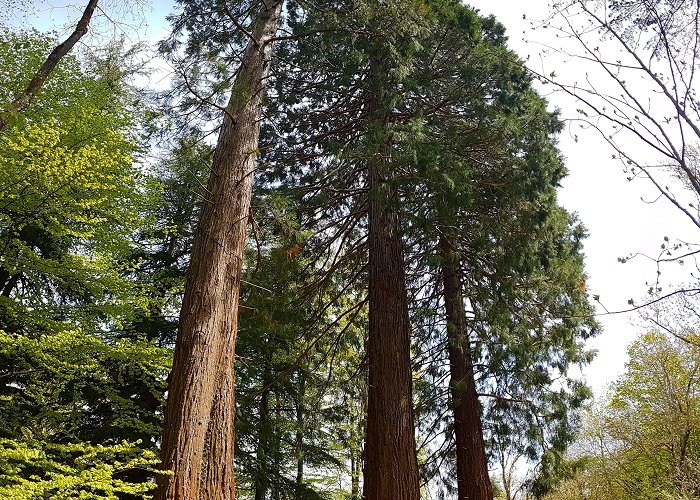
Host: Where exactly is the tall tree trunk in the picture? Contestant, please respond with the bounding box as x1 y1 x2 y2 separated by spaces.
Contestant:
272 395 282 500
439 236 493 500
254 386 271 500
350 374 365 500
350 455 359 500
202 351 236 498
0 0 98 133
155 2 283 498
363 56 420 500
295 371 306 500
350 405 361 500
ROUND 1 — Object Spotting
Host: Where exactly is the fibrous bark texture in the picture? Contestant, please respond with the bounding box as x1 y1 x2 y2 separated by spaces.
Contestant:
440 237 493 500
363 57 421 500
156 2 283 499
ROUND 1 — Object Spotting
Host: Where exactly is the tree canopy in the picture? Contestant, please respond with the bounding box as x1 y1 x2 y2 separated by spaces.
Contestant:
12 1 691 499
541 329 700 500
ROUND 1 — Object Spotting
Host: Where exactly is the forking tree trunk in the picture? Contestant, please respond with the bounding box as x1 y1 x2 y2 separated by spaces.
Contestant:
155 2 284 498
363 55 421 500
439 236 493 500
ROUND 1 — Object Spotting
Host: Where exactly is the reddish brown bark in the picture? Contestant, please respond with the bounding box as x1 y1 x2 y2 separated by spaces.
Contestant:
440 237 493 500
0 0 98 133
155 2 283 499
363 57 421 500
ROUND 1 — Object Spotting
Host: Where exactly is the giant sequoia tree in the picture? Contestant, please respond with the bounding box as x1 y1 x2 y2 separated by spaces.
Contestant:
397 7 597 497
261 2 596 498
0 1 602 498
156 1 284 498
261 1 433 496
361 5 428 497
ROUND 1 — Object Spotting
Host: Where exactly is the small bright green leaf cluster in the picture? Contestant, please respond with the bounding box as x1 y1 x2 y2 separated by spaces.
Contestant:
0 438 160 499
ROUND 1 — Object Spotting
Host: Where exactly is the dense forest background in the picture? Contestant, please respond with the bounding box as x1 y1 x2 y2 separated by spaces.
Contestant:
0 1 699 499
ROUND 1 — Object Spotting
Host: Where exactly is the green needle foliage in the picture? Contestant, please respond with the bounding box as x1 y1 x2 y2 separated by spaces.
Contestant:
0 1 641 497
388 4 598 493
232 191 366 499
